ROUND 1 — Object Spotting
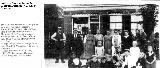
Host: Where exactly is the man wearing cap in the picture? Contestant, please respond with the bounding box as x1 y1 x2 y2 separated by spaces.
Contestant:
51 27 66 63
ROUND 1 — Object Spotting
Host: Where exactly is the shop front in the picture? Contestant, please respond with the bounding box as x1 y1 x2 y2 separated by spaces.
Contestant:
63 5 144 36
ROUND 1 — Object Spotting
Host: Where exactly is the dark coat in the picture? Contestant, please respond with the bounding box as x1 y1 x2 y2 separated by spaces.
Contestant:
122 35 133 50
71 35 84 58
100 61 115 68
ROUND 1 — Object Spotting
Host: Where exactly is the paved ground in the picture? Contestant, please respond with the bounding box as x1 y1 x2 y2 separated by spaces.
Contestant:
45 59 87 68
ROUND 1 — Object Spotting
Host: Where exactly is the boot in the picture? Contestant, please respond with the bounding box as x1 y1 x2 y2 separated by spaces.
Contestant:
55 59 59 63
61 59 65 63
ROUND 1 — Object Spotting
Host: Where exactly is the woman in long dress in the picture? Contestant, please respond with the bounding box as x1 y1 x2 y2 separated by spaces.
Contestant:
94 30 104 57
103 31 112 54
112 30 121 56
83 29 95 59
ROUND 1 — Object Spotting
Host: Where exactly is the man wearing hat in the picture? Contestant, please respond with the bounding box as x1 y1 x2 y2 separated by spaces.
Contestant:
51 27 66 63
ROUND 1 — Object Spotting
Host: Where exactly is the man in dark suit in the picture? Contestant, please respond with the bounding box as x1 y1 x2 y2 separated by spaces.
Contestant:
71 28 84 58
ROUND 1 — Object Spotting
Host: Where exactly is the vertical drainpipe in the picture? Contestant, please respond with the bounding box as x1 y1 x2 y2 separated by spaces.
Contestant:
99 15 101 31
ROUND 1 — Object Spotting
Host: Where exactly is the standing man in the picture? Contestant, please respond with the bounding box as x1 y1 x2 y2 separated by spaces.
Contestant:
71 28 84 58
51 27 66 63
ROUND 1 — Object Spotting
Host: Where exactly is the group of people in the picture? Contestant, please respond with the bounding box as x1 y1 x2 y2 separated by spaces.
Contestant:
51 27 159 68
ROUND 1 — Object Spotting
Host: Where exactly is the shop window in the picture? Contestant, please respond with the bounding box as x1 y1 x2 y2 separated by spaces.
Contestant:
73 17 88 24
131 23 138 29
110 23 122 29
110 16 122 22
90 15 99 22
110 15 122 30
131 15 143 22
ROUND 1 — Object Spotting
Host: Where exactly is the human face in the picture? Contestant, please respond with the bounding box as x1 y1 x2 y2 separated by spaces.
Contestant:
124 32 129 36
133 41 137 47
107 31 110 35
97 30 100 34
92 57 97 62
58 29 61 33
148 46 153 52
73 30 78 35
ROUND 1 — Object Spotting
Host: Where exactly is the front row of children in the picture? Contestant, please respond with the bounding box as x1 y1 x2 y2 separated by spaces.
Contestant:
68 41 156 68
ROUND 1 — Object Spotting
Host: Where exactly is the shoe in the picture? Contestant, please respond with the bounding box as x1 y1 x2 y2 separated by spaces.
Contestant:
55 60 59 63
61 60 65 63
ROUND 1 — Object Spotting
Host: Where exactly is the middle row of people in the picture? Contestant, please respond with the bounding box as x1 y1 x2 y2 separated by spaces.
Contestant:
81 29 133 59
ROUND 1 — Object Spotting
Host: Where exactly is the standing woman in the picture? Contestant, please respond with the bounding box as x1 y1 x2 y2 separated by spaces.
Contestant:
94 30 104 47
122 30 133 51
103 31 112 54
83 29 95 59
145 45 156 68
139 29 147 52
112 30 121 56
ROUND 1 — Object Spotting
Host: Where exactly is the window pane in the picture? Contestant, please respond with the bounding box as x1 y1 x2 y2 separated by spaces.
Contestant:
131 15 143 22
131 23 137 29
116 23 122 29
110 16 122 22
110 23 116 29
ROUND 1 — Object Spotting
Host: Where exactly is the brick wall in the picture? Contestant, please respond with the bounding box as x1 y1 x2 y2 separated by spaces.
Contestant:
64 15 72 34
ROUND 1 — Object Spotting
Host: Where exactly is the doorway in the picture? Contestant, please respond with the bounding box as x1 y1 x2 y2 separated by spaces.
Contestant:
90 23 99 35
101 15 110 35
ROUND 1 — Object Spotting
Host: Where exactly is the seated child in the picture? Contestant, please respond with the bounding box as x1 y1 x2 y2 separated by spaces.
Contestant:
145 46 156 68
68 52 82 68
81 59 88 68
87 56 100 68
100 55 115 68
113 47 123 68
136 51 146 68
122 50 130 68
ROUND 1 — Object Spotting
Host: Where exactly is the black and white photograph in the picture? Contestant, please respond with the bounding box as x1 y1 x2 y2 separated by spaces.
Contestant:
44 4 159 68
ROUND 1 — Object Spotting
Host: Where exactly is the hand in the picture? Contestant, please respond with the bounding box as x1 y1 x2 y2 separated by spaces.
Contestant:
54 39 58 41
60 39 64 41
150 61 154 64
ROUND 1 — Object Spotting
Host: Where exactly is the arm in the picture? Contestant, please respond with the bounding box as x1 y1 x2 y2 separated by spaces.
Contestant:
150 53 156 64
83 35 87 44
118 35 122 47
112 36 114 45
145 53 151 64
95 47 97 55
103 36 105 47
51 33 57 41
62 33 66 41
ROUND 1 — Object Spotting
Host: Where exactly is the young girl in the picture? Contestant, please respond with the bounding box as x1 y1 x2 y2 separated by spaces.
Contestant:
145 46 156 68
136 51 146 68
113 47 123 68
95 44 104 57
